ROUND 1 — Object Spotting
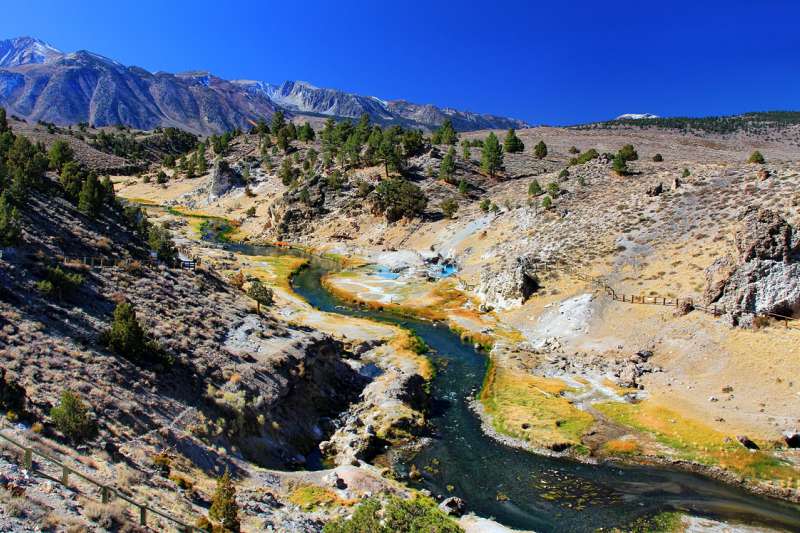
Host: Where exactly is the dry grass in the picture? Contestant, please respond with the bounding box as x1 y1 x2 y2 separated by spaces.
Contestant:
481 366 594 451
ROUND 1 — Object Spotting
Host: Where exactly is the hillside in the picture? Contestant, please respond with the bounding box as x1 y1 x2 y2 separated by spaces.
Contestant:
114 115 800 507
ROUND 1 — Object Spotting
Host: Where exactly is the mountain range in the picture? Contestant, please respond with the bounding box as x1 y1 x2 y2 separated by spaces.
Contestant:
0 37 528 135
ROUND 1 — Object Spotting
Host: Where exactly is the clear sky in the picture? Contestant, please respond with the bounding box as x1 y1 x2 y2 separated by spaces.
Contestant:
2 0 798 125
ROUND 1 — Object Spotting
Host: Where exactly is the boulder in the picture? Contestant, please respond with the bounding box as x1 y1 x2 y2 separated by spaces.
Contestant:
438 496 466 517
703 209 800 324
646 183 664 196
784 430 800 449
737 435 760 450
477 254 542 310
208 160 244 202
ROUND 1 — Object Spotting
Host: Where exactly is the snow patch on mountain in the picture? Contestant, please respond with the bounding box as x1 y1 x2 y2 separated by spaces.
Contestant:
615 113 660 120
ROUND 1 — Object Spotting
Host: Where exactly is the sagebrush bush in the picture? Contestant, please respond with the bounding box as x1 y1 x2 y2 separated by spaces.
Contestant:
50 390 94 443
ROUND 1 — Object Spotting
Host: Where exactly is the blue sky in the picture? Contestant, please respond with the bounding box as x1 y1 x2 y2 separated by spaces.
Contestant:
2 0 798 125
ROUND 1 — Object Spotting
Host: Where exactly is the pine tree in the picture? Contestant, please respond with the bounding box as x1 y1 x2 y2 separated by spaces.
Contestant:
440 197 458 219
534 140 548 159
618 144 638 162
276 127 290 153
0 108 7 133
209 470 240 533
247 280 274 314
439 147 457 183
50 390 94 443
542 195 552 209
462 141 470 160
0 191 21 247
436 119 458 145
612 153 628 175
481 132 503 178
458 179 468 195
48 140 75 172
503 129 524 153
298 122 315 142
748 150 765 164
78 173 102 216
271 110 286 135
528 179 542 196
107 302 151 362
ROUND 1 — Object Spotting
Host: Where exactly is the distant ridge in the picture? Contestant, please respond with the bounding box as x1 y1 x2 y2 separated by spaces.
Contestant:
0 36 528 134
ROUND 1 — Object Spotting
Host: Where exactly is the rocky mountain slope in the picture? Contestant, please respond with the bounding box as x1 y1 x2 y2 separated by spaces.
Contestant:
0 37 527 135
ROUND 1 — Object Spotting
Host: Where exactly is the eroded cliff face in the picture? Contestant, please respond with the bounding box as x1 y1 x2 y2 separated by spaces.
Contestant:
705 208 800 325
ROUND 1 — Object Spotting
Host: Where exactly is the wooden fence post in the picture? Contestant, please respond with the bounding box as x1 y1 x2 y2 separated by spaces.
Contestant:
139 506 147 526
61 465 69 486
101 486 110 504
23 448 32 470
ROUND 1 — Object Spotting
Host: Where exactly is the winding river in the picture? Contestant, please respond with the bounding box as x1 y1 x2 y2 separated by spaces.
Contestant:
217 239 800 532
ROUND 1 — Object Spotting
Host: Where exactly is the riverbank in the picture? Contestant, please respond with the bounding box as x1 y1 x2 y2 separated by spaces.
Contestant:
321 264 800 505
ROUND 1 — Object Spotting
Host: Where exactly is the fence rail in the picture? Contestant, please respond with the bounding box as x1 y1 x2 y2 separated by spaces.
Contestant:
528 260 799 329
0 426 198 532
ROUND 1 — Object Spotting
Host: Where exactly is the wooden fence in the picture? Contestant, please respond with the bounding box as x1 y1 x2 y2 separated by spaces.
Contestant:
0 426 199 532
528 259 799 329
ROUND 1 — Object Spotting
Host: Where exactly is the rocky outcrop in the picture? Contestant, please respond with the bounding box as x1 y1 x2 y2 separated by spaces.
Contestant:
477 255 541 310
208 160 244 202
704 208 800 326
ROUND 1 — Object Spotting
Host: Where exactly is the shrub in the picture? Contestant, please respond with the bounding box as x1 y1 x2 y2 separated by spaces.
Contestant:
533 140 547 159
558 168 570 179
542 195 553 209
148 224 177 262
528 179 542 196
209 470 240 533
38 265 83 300
652 153 663 162
458 179 468 195
748 150 765 164
440 197 458 219
503 129 524 153
612 153 629 175
106 302 161 364
570 148 599 166
323 496 462 533
618 144 638 162
547 182 560 197
245 206 256 217
247 280 274 313
0 368 25 415
156 171 168 184
479 199 491 212
568 146 580 154
682 168 690 178
0 192 21 247
50 390 94 443
371 178 428 222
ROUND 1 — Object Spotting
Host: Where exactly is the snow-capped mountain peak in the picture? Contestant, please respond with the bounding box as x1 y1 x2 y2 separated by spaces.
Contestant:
0 36 63 68
615 113 660 120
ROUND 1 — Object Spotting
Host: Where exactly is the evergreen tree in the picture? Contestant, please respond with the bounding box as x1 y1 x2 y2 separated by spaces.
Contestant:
286 122 298 140
0 108 7 133
748 150 765 164
276 127 291 153
542 195 552 209
481 132 503 178
50 390 94 443
209 470 240 533
547 182 560 197
78 173 103 216
271 110 286 135
298 122 315 142
59 161 85 201
247 280 274 314
612 153 629 175
48 140 75 172
440 197 458 219
439 147 457 183
0 191 21 247
618 144 638 162
528 179 542 196
107 302 151 362
503 129 524 153
148 223 177 262
462 141 470 160
378 130 403 177
458 178 468 195
652 153 663 162
534 140 548 159
437 119 458 145
371 178 428 222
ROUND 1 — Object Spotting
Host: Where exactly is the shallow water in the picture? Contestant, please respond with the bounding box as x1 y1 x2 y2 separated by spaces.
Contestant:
223 241 800 532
